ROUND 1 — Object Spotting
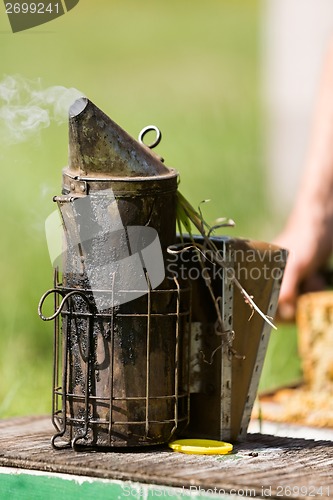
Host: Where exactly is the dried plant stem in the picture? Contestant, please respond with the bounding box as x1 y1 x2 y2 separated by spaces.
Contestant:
174 191 277 331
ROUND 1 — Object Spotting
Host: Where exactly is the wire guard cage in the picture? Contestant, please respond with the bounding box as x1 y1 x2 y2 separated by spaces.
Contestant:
39 270 191 450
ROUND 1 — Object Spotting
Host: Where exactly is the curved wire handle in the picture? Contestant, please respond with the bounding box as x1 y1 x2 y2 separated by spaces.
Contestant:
38 288 93 321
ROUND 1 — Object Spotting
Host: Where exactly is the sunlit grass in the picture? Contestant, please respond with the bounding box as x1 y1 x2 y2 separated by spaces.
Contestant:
259 323 303 394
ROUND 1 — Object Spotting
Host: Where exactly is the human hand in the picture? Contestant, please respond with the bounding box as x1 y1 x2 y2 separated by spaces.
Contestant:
274 216 331 321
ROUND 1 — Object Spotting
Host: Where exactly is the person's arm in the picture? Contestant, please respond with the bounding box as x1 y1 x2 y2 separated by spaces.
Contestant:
275 38 333 320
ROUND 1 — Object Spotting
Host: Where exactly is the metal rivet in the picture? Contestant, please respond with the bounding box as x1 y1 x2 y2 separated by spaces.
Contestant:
80 185 85 193
70 183 75 191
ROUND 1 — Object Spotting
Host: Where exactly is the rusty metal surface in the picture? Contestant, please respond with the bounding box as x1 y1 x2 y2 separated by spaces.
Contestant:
42 275 191 449
44 175 190 448
68 98 170 177
38 99 191 449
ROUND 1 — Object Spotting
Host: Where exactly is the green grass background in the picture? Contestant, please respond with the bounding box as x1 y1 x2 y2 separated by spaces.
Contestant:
0 0 301 417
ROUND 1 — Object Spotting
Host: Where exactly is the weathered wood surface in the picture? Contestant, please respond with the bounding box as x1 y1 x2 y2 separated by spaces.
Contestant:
1 416 333 499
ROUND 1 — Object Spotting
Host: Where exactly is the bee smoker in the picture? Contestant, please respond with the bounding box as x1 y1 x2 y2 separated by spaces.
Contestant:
39 98 191 449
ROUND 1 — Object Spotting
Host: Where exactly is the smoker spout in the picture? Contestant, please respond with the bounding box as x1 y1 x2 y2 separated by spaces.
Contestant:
68 98 170 178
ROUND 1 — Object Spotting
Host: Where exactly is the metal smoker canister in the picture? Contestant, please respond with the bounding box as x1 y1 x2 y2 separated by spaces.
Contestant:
39 98 191 449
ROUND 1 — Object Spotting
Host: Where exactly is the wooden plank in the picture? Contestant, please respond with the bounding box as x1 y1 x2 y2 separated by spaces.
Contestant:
0 416 333 499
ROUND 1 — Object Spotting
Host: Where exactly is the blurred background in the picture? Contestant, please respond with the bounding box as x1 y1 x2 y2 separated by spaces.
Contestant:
1 0 332 417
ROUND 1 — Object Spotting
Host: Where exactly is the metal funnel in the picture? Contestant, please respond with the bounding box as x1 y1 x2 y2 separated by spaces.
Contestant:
67 97 170 178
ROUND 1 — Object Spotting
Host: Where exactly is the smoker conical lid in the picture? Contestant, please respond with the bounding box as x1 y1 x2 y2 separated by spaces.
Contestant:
68 97 170 178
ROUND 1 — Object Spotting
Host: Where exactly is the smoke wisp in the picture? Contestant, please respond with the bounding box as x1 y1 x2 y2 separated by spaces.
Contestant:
0 75 84 143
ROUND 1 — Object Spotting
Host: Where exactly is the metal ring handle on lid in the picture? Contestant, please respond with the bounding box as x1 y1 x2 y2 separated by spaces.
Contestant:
138 125 162 149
